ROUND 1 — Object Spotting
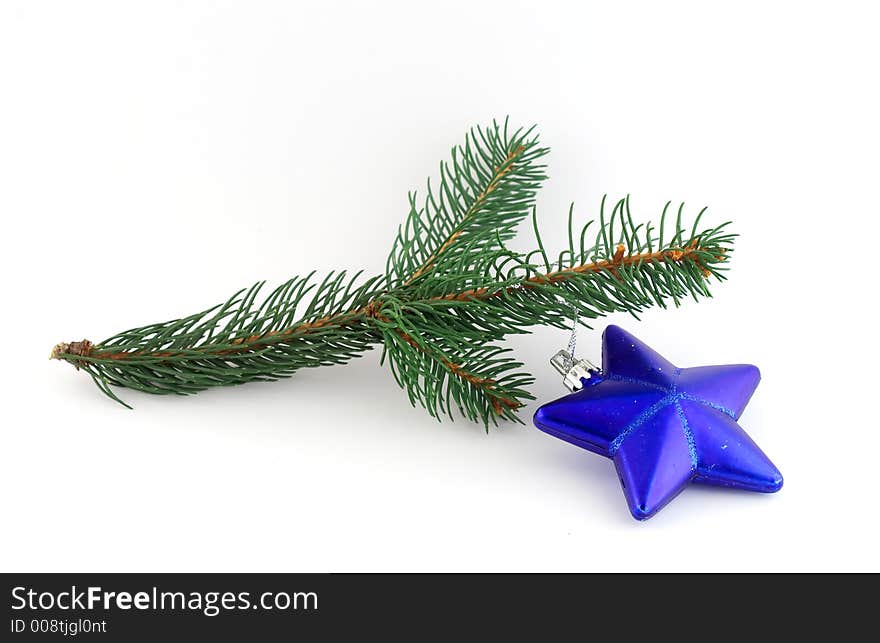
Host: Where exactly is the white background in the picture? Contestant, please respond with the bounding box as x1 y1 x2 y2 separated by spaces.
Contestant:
1 1 878 572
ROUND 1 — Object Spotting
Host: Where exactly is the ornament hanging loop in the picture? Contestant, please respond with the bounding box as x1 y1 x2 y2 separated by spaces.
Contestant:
549 304 598 391
550 350 598 392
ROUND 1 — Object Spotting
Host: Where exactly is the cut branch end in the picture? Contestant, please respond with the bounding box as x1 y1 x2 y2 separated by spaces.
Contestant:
51 339 93 361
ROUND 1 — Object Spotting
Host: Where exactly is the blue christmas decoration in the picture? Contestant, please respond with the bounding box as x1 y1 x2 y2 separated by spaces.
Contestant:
533 325 782 520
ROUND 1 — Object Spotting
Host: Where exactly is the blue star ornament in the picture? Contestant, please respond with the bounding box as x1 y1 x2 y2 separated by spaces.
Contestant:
533 325 782 520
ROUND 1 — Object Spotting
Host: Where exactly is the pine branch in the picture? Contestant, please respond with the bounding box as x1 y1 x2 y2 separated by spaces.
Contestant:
52 121 735 426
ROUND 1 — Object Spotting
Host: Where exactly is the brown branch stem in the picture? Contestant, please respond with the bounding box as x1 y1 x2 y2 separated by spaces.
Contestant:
53 242 712 389
434 240 708 303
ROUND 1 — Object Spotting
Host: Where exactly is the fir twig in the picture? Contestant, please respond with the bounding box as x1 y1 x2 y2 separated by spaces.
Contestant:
52 119 735 426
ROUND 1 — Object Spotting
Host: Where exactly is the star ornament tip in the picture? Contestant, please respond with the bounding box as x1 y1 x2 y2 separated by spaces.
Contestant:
533 325 782 521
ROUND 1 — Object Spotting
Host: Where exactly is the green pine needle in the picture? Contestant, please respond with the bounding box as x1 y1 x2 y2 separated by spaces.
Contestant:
52 119 735 427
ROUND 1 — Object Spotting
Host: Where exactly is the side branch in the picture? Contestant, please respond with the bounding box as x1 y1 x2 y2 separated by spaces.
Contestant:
405 144 526 284
435 241 714 303
375 313 522 415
